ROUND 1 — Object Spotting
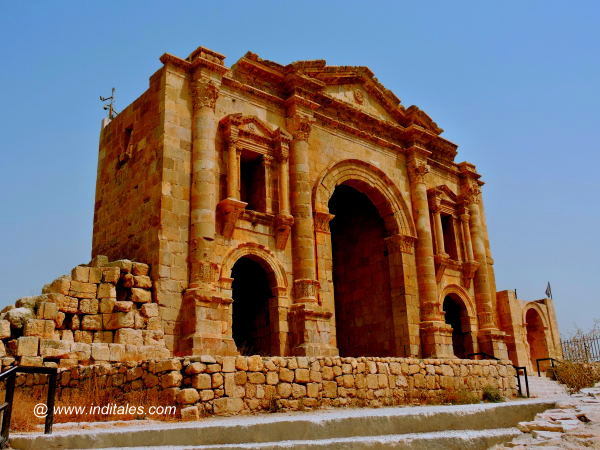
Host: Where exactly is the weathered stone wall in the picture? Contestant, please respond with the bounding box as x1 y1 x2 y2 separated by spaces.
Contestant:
0 257 169 368
15 356 517 419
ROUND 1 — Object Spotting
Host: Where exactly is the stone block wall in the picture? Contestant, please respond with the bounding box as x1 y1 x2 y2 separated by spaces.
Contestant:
0 257 169 368
14 356 517 419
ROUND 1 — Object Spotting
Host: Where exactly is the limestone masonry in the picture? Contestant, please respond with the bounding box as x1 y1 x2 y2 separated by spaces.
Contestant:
1 45 561 375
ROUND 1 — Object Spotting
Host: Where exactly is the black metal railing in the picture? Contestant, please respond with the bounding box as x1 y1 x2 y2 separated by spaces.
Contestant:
536 357 560 377
561 335 600 362
0 365 57 448
513 366 530 398
467 352 529 398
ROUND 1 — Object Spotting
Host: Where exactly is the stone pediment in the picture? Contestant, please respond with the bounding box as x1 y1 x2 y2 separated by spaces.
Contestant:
323 84 397 123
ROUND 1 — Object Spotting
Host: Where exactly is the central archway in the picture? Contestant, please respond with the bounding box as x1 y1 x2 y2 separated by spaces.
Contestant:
329 184 395 356
231 257 273 356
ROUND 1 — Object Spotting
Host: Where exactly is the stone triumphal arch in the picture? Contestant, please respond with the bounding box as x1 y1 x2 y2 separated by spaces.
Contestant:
92 45 561 369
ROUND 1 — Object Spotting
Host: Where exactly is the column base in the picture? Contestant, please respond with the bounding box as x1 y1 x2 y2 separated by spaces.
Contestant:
288 303 338 356
179 288 238 356
293 279 320 303
478 329 509 360
420 321 454 358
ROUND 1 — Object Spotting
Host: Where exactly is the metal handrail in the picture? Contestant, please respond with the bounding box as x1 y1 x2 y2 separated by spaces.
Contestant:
513 366 530 398
536 357 560 377
466 353 529 398
0 365 58 448
467 352 500 361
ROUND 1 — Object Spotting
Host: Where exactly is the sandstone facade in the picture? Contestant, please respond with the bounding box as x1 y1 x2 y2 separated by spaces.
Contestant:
89 45 559 371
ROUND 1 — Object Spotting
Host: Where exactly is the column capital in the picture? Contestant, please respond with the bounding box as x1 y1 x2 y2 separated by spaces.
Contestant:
191 76 219 111
313 210 335 233
384 234 416 254
263 154 275 166
287 114 314 142
460 183 482 206
407 158 430 184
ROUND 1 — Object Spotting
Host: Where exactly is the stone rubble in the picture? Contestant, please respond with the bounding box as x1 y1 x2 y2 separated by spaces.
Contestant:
0 256 170 368
494 383 600 448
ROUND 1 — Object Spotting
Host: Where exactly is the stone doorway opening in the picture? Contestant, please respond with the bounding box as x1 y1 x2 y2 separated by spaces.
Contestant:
231 256 273 356
443 294 471 358
328 184 395 357
525 308 549 369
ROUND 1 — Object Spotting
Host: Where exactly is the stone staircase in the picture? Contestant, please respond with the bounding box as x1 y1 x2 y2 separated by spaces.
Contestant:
11 399 555 449
520 374 569 398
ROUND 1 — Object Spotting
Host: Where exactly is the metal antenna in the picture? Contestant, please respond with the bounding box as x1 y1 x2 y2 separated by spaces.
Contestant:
100 87 118 119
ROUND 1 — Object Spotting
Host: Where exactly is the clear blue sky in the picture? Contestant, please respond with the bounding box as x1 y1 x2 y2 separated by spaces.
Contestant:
1 1 598 336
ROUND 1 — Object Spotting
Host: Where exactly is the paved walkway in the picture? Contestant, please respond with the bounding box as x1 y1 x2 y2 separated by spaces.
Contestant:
493 384 600 448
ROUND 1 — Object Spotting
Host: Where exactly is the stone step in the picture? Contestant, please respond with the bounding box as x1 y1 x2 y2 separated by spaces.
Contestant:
10 399 554 449
106 428 523 449
519 375 569 398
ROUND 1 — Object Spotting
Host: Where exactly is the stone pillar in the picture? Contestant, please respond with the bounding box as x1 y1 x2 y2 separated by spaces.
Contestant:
274 135 294 250
287 114 319 303
182 70 236 356
188 74 219 290
429 192 446 256
460 210 475 262
263 155 274 214
459 163 508 359
406 147 453 358
226 131 239 199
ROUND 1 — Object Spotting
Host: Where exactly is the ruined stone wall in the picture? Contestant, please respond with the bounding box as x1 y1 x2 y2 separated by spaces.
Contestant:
0 257 169 368
92 69 165 326
15 356 517 419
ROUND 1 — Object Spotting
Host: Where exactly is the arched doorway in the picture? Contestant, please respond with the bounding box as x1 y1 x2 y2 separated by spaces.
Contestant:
525 308 549 369
231 257 273 356
443 295 471 358
329 184 395 357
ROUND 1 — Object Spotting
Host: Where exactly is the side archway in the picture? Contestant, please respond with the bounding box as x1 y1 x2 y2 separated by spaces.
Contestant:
219 243 289 356
439 284 477 359
523 305 550 370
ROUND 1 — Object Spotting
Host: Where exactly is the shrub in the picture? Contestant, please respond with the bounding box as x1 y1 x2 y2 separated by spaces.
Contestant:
554 361 600 394
482 385 504 402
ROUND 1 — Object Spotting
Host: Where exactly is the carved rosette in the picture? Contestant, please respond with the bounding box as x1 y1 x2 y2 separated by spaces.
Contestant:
191 78 219 111
313 211 335 234
288 115 313 142
407 159 430 184
217 198 247 239
384 234 416 254
274 214 294 250
293 279 320 303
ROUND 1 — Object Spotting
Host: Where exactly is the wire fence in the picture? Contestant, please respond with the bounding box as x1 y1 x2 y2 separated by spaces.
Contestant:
561 335 600 362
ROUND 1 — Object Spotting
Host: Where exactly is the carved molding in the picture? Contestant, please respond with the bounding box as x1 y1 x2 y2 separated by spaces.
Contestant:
274 214 294 250
462 260 479 289
385 234 416 254
217 198 247 238
191 78 219 111
313 211 335 233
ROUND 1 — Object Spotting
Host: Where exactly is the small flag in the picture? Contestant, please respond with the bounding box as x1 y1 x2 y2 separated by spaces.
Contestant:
545 282 552 299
